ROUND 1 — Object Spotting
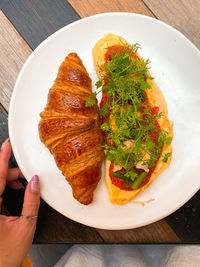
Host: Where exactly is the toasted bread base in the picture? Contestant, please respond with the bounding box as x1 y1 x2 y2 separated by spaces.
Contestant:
93 33 173 204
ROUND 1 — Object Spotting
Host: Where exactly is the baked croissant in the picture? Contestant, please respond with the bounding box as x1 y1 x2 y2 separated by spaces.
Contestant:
39 53 104 205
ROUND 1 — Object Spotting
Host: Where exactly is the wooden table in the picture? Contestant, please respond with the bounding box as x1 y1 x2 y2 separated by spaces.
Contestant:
0 0 200 243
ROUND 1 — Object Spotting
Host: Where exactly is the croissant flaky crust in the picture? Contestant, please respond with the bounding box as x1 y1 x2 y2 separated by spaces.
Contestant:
39 53 104 205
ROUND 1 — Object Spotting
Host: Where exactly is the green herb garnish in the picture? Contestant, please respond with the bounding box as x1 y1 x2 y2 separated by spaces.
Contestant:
95 80 103 89
163 152 172 163
85 92 97 107
87 42 172 188
101 122 110 131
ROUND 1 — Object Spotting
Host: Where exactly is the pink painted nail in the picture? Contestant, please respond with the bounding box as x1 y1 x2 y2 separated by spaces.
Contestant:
31 175 40 193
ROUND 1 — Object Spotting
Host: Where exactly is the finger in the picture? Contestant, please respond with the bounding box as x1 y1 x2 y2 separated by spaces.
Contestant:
0 139 11 197
6 168 25 190
7 168 25 182
7 180 24 190
0 197 2 210
21 175 40 219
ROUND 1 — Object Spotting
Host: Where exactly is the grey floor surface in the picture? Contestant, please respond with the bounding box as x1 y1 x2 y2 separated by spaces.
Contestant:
28 244 72 267
28 244 174 267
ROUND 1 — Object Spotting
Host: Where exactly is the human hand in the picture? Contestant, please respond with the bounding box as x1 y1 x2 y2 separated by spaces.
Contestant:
0 139 40 267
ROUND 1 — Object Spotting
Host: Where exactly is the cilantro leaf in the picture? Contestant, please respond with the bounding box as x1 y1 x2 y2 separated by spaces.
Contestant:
85 92 97 107
95 80 103 89
124 171 138 182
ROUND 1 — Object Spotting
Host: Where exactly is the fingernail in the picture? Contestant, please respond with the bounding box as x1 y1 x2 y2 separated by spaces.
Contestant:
15 180 25 189
31 175 40 193
0 197 2 212
7 180 25 190
1 138 10 151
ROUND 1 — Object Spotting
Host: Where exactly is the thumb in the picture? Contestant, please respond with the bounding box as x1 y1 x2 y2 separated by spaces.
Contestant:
21 175 40 219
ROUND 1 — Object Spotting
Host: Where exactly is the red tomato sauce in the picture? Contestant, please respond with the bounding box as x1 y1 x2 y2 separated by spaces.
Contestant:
100 91 108 107
109 103 160 191
105 45 125 62
105 45 140 63
100 74 110 108
102 45 161 191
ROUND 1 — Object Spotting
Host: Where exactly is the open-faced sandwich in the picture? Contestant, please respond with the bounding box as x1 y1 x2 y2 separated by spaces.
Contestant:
89 33 173 204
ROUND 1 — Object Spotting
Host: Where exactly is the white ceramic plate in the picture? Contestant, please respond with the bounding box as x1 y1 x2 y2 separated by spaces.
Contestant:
9 13 200 230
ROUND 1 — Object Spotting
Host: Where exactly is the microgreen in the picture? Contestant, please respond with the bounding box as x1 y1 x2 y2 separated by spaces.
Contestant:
163 152 172 163
86 42 172 185
85 92 97 107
